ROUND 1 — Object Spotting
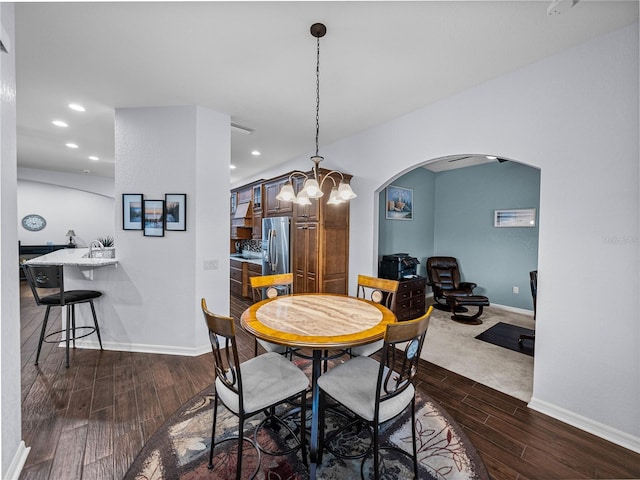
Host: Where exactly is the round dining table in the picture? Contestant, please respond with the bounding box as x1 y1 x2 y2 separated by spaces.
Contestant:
240 293 396 479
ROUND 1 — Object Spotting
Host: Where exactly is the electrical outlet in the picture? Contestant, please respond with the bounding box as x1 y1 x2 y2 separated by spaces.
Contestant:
512 286 519 294
203 259 219 270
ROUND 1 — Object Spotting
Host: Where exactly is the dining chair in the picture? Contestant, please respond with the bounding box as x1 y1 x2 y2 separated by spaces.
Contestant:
249 273 294 357
201 298 309 480
22 264 103 368
317 305 433 480
349 274 400 357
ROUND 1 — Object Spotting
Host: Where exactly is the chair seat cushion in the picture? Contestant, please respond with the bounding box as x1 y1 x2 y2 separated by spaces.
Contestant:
216 352 309 415
257 338 289 355
40 290 102 305
317 355 414 423
349 339 383 357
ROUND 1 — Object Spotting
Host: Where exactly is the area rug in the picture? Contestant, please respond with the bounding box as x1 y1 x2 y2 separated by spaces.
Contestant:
475 321 534 357
124 379 489 479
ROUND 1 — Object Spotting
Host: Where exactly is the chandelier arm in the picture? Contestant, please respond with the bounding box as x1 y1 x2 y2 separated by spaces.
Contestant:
318 170 345 190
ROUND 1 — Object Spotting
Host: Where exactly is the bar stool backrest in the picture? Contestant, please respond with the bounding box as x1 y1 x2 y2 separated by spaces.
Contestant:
23 264 65 306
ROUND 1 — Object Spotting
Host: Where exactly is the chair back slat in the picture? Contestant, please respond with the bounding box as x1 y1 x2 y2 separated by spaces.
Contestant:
377 306 433 404
201 298 243 402
356 274 399 310
250 273 293 303
22 264 64 306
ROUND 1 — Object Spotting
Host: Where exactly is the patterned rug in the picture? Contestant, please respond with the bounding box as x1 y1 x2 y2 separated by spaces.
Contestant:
125 366 489 480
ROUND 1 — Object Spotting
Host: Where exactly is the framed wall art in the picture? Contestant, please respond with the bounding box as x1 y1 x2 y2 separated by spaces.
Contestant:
165 193 186 231
123 194 143 230
385 185 413 220
143 200 165 237
494 208 536 227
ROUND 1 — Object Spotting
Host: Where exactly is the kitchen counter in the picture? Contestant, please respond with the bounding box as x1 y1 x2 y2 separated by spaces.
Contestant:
25 247 118 268
230 253 262 266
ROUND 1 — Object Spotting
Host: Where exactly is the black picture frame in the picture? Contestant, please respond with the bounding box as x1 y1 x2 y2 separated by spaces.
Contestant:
143 200 165 237
165 193 187 231
123 194 143 230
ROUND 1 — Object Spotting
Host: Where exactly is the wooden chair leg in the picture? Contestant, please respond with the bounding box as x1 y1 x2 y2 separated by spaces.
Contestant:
209 395 218 469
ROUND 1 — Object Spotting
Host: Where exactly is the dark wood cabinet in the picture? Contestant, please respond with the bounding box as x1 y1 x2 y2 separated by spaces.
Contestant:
292 176 319 222
230 259 244 297
394 277 426 321
264 177 293 217
292 168 350 295
293 222 318 294
252 184 263 240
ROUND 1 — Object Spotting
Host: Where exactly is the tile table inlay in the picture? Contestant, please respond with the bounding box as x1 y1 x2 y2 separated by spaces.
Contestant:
256 295 383 336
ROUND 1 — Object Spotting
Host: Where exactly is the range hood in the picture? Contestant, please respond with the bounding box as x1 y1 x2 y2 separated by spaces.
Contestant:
234 202 252 219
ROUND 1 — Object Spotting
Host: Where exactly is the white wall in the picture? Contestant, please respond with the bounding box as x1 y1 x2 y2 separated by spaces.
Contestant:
91 105 230 354
0 4 27 477
239 23 640 451
17 178 114 247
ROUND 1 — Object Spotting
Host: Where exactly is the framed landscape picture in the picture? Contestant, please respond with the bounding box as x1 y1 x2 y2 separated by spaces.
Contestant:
165 193 186 231
385 185 413 220
123 194 143 230
143 200 165 237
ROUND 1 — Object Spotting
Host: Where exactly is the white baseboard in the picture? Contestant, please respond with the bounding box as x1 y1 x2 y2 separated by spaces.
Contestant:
528 397 640 454
69 340 211 357
5 441 30 480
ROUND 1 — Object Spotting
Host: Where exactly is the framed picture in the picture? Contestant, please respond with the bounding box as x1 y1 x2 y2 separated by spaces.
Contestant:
494 208 536 227
385 185 413 220
123 194 143 230
165 193 187 231
143 200 165 237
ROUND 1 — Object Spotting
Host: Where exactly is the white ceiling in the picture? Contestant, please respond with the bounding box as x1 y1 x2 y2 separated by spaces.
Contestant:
14 1 639 184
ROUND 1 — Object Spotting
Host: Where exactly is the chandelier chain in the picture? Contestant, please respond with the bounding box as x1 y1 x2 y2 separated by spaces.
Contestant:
315 35 320 158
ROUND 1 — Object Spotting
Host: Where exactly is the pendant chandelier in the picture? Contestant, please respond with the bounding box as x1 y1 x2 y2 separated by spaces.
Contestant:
276 23 356 206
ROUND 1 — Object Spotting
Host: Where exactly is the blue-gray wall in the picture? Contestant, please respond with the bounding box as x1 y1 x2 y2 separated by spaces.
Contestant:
378 167 435 278
379 161 540 310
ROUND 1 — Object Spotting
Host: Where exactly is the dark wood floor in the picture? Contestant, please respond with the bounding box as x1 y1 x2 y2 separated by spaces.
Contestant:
19 284 640 479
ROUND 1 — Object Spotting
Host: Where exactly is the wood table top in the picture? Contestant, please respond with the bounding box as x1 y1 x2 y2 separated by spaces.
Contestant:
240 293 396 349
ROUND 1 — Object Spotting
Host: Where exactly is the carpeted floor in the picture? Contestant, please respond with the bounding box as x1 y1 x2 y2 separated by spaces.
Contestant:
125 370 489 480
421 303 535 402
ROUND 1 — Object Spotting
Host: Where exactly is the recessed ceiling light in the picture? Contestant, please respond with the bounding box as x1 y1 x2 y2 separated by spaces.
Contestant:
89 155 99 161
68 103 85 112
83 169 91 174
230 165 237 170
52 120 68 127
251 150 261 156
65 143 79 149
486 155 497 160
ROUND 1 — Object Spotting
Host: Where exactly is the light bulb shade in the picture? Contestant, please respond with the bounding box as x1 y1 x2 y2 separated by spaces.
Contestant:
275 182 296 202
66 230 76 237
327 187 344 205
295 190 312 206
302 178 324 199
337 181 357 200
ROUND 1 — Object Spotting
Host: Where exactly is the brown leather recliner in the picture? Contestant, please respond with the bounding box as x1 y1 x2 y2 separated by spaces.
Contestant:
426 256 477 310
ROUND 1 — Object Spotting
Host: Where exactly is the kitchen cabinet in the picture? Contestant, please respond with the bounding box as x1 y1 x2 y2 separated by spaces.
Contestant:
394 277 426 321
252 184 263 240
246 262 262 298
292 168 350 294
230 259 244 297
292 222 318 294
264 177 293 217
292 176 319 222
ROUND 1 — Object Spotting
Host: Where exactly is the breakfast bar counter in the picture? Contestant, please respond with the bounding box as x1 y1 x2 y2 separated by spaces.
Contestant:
24 247 118 268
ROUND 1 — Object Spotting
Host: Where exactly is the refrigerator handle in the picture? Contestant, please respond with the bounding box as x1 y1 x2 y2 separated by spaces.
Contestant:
268 229 278 271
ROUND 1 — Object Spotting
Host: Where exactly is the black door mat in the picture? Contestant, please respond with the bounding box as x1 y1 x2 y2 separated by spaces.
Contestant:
475 322 535 357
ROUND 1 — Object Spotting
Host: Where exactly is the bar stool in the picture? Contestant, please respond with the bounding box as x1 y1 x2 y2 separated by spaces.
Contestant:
22 264 103 367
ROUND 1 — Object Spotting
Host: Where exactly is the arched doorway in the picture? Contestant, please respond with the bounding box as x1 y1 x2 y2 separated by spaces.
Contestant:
376 154 540 401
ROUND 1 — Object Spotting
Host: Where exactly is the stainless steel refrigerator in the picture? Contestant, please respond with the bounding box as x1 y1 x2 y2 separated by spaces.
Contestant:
261 216 291 276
